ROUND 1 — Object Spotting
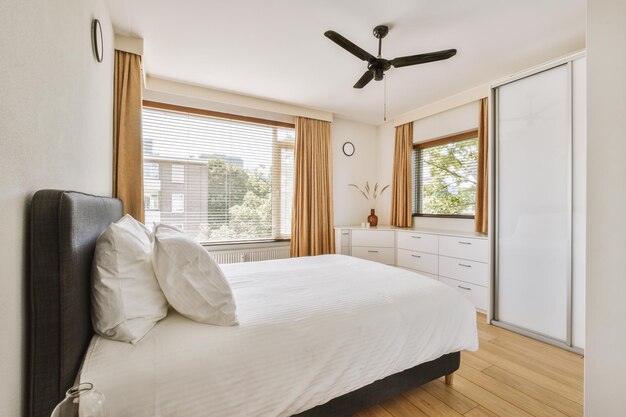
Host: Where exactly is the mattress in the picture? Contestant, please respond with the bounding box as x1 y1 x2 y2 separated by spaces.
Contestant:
80 255 478 417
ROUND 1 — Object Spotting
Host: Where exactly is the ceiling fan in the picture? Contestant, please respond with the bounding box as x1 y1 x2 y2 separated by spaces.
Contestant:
324 25 457 89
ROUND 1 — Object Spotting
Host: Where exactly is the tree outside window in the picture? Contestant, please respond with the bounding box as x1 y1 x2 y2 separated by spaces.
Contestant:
413 131 478 217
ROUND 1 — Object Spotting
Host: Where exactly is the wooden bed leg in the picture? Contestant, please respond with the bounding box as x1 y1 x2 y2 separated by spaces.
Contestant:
444 373 455 386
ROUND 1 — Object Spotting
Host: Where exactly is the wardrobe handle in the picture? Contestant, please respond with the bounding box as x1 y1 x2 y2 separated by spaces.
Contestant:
411 254 421 258
458 241 472 245
458 263 472 268
458 285 472 291
367 250 379 253
411 236 422 239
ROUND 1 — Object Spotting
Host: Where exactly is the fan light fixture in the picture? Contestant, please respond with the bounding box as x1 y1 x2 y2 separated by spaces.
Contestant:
325 25 457 121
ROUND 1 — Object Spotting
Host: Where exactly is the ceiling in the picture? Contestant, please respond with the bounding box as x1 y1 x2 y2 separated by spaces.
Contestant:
106 0 585 125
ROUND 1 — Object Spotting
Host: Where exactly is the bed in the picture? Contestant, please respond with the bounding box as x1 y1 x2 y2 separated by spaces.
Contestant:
28 190 478 417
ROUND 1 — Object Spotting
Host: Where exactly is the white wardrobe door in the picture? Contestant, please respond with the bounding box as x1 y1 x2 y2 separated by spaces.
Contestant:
497 64 570 342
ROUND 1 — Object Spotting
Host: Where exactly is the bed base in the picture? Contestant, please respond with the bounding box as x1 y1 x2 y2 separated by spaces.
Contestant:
28 190 461 417
293 352 459 417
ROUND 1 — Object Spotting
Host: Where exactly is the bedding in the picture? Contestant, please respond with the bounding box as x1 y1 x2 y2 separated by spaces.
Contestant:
91 214 168 344
80 255 478 417
152 224 238 325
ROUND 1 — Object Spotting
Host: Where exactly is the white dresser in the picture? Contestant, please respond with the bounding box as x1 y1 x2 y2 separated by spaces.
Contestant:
334 226 489 312
350 229 396 265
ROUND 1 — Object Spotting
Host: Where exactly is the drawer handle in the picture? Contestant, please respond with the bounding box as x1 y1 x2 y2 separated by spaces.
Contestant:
458 285 472 291
411 254 421 258
367 250 379 253
411 236 422 239
458 263 472 268
342 232 349 236
458 241 472 245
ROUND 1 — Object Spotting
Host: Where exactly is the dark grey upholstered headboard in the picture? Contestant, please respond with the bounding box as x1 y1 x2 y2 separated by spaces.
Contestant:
29 190 123 417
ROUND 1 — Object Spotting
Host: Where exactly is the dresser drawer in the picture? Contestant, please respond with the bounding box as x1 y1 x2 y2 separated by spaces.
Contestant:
439 256 488 287
351 246 395 265
439 235 488 262
396 231 438 254
351 230 395 248
440 276 488 311
396 249 438 275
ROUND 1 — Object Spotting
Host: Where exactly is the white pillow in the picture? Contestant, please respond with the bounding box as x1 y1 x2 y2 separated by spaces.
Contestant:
152 224 238 325
91 214 168 344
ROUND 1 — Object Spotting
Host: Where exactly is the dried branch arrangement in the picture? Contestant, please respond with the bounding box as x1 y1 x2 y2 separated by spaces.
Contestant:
348 181 390 201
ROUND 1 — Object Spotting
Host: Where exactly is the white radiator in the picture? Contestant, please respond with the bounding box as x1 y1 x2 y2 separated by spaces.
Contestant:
207 246 291 264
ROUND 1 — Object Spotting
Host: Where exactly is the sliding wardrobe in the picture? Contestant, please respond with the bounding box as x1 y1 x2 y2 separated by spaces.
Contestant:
493 54 585 352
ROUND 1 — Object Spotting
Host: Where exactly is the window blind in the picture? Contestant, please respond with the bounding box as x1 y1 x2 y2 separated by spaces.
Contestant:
142 104 295 243
413 135 478 216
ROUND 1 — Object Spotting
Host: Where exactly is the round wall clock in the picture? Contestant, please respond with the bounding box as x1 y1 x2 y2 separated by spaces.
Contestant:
342 141 355 156
92 19 104 63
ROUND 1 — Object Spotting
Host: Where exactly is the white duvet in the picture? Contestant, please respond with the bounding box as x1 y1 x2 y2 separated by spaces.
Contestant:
80 255 478 417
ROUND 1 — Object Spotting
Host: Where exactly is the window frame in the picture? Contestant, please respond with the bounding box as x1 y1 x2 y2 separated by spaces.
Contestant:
144 162 160 179
145 193 160 211
413 129 479 219
171 193 185 213
171 164 185 184
142 100 295 245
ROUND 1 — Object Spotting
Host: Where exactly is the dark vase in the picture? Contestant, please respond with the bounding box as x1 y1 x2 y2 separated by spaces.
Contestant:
367 209 378 227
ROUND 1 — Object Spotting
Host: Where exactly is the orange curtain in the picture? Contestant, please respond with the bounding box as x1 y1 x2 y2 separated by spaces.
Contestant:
475 98 489 234
113 50 144 221
291 117 335 257
390 123 413 227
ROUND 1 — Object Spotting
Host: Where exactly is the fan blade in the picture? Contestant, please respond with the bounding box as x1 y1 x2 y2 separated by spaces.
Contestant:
353 70 374 89
391 49 457 68
324 30 375 62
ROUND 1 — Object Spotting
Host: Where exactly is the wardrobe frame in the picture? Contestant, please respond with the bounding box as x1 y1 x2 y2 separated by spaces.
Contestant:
490 51 585 354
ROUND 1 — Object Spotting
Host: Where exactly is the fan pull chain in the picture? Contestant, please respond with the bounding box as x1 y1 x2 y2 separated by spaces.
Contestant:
383 75 387 122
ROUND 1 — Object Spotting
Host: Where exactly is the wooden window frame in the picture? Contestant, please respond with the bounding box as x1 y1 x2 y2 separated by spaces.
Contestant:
413 129 479 219
142 100 295 244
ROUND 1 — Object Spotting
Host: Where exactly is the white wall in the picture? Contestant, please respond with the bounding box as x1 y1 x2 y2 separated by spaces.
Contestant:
143 86 296 125
394 85 490 127
0 1 114 415
376 102 479 232
145 76 333 122
586 1 626 415
412 101 479 143
331 118 379 226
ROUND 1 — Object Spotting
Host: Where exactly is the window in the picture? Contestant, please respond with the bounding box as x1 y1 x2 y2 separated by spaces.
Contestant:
413 130 478 217
144 162 159 179
144 193 160 211
142 101 295 243
171 193 185 213
171 164 185 184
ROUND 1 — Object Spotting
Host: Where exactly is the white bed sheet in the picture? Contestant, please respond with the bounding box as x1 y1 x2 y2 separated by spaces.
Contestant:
80 255 478 417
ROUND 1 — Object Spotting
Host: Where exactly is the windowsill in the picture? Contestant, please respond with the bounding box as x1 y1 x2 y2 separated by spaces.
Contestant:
413 214 475 220
201 239 290 251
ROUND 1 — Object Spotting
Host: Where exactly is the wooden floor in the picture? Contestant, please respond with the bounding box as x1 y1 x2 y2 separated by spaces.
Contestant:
353 313 584 417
